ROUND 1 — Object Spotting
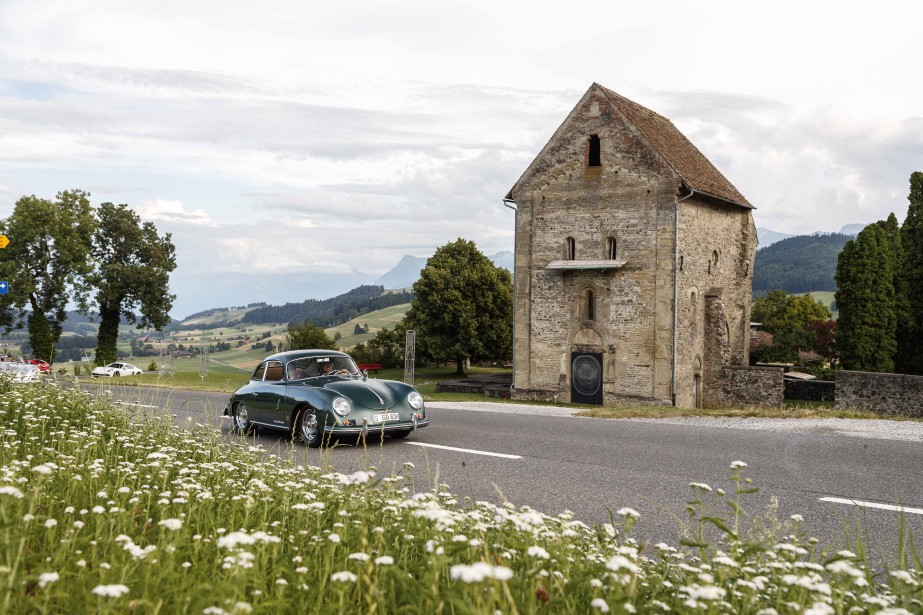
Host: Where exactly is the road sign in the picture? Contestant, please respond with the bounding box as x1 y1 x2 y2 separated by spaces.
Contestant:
0 281 7 295
0 235 8 249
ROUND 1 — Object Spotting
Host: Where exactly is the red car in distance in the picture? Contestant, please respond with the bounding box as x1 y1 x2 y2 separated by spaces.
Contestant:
28 360 51 374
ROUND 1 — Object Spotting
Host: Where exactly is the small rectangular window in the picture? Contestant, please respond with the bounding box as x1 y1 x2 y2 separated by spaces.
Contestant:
588 135 601 167
565 237 576 260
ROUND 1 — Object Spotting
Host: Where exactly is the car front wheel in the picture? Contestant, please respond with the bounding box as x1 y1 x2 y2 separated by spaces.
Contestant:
296 408 325 449
232 402 253 435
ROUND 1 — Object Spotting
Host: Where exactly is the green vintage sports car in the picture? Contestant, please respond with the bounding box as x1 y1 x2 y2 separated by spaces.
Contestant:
224 349 429 447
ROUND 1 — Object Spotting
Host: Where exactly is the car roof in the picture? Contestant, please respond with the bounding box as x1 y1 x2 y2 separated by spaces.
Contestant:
263 349 349 364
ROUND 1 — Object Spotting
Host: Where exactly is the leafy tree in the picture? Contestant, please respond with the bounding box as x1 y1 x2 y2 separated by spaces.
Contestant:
91 203 177 365
405 239 512 376
897 172 923 374
287 321 337 351
750 290 831 363
835 223 897 371
0 190 96 361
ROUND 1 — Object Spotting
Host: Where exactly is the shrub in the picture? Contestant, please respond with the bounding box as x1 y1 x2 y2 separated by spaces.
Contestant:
148 361 158 372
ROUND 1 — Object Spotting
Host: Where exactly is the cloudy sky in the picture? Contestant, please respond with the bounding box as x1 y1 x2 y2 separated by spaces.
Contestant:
1 0 921 318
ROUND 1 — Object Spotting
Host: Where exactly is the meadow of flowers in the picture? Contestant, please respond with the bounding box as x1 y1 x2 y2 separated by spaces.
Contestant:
0 378 920 614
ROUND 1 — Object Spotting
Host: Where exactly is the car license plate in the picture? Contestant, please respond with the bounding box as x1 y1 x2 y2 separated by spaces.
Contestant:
371 412 400 423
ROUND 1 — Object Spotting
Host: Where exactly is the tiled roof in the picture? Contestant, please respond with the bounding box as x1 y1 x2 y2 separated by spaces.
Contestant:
596 84 752 209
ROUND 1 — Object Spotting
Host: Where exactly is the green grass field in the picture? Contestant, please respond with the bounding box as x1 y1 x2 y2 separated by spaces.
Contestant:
324 303 410 349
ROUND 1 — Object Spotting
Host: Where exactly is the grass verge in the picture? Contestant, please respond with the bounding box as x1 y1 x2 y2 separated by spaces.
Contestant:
1 377 920 613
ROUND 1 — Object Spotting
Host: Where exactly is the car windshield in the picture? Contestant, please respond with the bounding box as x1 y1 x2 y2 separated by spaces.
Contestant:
286 356 360 381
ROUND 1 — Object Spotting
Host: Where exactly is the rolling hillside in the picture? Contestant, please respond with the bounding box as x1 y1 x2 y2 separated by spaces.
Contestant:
753 233 852 294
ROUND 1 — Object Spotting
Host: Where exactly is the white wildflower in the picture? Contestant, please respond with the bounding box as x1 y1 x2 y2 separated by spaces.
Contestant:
590 598 610 612
38 572 59 588
158 519 182 531
331 571 357 583
617 507 640 519
527 546 550 559
374 556 393 566
348 552 370 561
91 584 130 598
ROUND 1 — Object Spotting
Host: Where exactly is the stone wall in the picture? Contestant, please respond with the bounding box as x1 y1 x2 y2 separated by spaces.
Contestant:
706 365 784 408
835 370 923 417
784 379 835 402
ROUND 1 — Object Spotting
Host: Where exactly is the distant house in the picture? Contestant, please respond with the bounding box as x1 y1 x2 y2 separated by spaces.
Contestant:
505 83 757 408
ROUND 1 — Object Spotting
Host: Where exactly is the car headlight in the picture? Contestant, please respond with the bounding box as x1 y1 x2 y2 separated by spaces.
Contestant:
408 391 424 410
332 397 351 417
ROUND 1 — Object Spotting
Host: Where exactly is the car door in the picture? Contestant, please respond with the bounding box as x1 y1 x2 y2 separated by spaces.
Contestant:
251 360 288 428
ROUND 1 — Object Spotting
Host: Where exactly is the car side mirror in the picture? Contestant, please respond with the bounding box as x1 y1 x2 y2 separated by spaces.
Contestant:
362 369 368 381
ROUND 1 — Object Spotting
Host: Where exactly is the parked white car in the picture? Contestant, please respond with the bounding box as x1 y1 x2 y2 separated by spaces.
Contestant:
0 362 40 383
91 362 143 377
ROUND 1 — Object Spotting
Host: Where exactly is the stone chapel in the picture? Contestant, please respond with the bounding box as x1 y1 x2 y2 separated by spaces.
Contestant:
504 83 758 408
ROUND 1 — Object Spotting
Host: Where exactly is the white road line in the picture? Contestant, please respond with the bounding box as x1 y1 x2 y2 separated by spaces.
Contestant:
404 442 522 459
115 401 158 409
819 497 923 515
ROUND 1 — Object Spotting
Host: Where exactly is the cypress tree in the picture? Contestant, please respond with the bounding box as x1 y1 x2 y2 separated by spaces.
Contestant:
896 172 923 374
834 223 896 371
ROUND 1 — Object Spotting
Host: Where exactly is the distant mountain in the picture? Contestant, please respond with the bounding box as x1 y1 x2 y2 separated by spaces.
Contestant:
753 233 852 294
374 251 514 290
374 255 426 289
756 228 795 247
838 223 866 236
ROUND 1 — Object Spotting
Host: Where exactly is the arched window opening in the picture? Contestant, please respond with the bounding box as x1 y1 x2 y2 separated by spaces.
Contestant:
606 236 617 260
588 135 601 167
565 237 576 260
585 289 595 321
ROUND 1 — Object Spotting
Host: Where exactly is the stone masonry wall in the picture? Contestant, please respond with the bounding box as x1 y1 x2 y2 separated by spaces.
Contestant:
835 370 923 417
707 365 784 408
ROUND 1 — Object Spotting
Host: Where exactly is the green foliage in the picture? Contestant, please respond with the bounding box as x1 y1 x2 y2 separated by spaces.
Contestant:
405 239 512 375
91 202 177 365
753 233 852 293
0 190 96 361
750 291 831 363
287 321 337 351
349 321 423 369
148 361 158 372
835 224 897 371
896 171 923 374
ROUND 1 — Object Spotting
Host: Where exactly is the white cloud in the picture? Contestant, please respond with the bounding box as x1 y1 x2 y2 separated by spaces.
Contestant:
136 199 214 226
1 0 922 316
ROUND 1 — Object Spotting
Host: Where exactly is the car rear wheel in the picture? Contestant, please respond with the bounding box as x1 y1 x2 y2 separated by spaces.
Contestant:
232 402 253 435
296 408 325 449
113 371 121 377
389 429 413 439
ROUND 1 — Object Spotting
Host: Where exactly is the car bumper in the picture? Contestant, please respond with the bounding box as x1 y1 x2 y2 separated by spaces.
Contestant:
330 416 431 435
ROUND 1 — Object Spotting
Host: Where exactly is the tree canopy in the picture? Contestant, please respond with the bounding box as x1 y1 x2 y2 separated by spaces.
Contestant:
896 172 923 374
0 190 95 361
750 290 832 363
405 239 512 375
287 321 337 351
835 223 897 372
91 202 177 365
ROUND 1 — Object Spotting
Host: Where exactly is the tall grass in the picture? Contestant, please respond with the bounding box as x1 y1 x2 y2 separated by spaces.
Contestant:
0 378 919 613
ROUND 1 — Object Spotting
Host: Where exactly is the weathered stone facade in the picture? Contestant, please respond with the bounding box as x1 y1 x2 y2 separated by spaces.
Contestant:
835 370 923 417
505 84 757 408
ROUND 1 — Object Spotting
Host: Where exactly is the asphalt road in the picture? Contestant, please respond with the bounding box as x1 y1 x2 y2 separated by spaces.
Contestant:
86 382 922 569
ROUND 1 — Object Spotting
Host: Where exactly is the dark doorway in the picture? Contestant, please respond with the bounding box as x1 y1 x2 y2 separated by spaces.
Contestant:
571 352 603 405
